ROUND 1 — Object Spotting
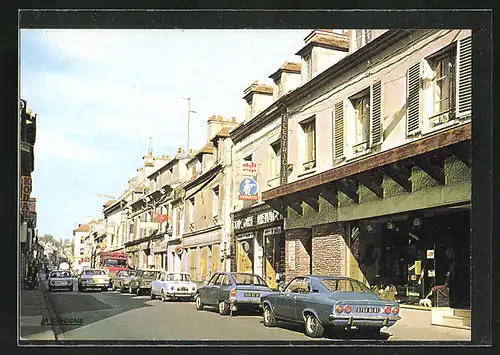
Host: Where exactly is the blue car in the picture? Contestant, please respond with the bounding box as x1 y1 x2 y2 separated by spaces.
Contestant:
261 275 401 338
195 272 272 316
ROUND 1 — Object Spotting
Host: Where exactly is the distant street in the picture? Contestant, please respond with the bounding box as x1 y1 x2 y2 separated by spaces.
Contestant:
31 276 471 342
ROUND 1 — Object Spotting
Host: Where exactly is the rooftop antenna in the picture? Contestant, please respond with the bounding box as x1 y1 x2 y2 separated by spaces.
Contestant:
183 98 197 155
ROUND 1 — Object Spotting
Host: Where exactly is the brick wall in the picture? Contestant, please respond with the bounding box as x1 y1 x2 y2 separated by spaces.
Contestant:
284 228 312 281
311 222 347 276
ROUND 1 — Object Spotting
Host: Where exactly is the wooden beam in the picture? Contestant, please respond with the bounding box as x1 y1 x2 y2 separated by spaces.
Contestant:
262 123 470 201
335 178 359 203
283 196 303 215
355 171 384 198
411 155 445 185
297 191 319 212
379 163 412 193
266 199 288 218
317 184 338 207
447 142 471 168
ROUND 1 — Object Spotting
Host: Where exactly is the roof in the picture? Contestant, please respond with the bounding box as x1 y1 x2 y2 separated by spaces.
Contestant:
188 142 215 165
74 224 90 233
103 200 116 207
242 82 274 101
209 126 232 143
269 61 302 82
296 31 349 57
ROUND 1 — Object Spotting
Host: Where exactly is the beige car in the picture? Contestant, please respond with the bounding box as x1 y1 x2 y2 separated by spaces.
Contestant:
77 268 110 292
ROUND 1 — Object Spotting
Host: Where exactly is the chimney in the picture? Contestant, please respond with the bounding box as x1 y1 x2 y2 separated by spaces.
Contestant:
242 81 274 123
231 117 237 123
296 29 349 83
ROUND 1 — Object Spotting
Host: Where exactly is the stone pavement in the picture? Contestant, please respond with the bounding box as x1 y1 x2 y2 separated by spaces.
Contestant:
19 273 57 341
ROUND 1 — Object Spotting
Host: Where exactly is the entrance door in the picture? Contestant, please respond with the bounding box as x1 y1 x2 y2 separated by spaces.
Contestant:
265 234 281 289
237 239 253 273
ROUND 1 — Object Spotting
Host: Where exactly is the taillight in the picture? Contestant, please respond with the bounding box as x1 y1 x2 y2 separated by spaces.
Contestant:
384 307 391 315
344 305 352 313
230 288 236 300
392 307 399 315
336 305 343 313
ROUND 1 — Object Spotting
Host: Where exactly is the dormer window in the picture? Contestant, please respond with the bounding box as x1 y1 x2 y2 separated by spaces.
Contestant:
355 29 373 49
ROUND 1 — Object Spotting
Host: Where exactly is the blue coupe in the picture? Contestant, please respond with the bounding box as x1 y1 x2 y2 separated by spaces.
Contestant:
195 272 272 316
261 275 401 338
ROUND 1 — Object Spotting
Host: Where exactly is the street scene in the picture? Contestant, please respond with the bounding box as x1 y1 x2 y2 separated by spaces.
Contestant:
20 28 472 343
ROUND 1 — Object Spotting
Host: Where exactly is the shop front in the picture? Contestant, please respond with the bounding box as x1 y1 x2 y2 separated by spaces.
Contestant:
182 229 222 282
232 205 284 289
152 240 168 270
125 243 140 269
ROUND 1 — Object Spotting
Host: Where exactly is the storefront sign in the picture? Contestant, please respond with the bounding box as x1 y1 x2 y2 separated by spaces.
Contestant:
426 249 435 259
257 210 282 225
233 208 283 232
155 214 168 223
237 232 254 240
263 226 282 237
125 245 140 253
242 161 257 175
238 178 259 201
280 112 288 185
288 240 295 270
183 233 221 247
233 216 254 231
20 176 32 201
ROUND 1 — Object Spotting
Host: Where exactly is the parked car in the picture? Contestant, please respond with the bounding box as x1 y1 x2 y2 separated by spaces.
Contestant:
112 269 137 292
151 271 197 301
48 270 73 292
195 272 272 316
260 275 401 338
77 268 110 292
128 269 161 295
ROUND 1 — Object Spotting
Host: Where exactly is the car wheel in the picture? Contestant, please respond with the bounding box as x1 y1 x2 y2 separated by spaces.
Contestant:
263 305 277 327
112 283 117 291
101 286 108 292
195 294 204 310
161 289 168 302
218 301 230 316
120 286 126 293
150 290 156 300
304 313 324 338
129 286 133 294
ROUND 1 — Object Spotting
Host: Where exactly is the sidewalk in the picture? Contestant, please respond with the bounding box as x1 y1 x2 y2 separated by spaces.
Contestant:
20 273 57 341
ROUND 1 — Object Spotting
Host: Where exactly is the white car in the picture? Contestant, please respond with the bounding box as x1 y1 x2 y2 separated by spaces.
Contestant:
151 272 197 302
78 268 110 292
48 270 73 292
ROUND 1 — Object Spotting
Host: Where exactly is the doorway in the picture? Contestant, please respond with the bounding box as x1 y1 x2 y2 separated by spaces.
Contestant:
265 234 283 289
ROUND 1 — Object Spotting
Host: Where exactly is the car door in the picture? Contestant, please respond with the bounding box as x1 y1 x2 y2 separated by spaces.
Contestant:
206 273 224 305
152 272 163 295
274 277 303 320
213 274 232 303
201 273 219 305
293 277 313 321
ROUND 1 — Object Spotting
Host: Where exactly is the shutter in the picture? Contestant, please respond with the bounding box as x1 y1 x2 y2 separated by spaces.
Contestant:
406 62 421 136
370 81 382 145
333 101 344 159
457 36 472 116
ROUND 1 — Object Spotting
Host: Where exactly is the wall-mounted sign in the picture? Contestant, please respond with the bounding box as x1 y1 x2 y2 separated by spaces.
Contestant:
426 249 435 259
233 207 283 231
26 212 37 228
155 214 168 223
29 198 36 212
263 226 282 237
174 245 183 255
242 161 258 175
236 232 254 241
238 178 259 201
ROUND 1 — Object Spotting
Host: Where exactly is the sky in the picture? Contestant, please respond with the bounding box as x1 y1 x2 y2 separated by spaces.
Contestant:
20 29 312 241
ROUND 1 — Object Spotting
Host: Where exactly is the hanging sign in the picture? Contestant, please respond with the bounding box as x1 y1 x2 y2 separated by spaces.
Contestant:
174 245 183 255
242 161 258 175
238 178 259 201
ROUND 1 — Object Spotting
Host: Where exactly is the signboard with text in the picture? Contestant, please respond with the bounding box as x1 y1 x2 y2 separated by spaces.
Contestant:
233 209 283 231
20 176 32 216
242 161 258 175
238 178 259 201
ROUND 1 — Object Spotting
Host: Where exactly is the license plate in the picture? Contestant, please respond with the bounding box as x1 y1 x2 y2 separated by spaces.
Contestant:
244 293 259 298
178 287 188 291
356 307 380 313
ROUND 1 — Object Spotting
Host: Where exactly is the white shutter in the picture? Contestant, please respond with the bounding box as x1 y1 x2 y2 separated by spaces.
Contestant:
370 81 382 146
333 101 344 159
406 62 422 136
456 36 472 118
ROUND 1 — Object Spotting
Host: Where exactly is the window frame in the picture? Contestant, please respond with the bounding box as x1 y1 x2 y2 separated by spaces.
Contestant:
269 140 282 180
350 89 371 150
299 117 316 171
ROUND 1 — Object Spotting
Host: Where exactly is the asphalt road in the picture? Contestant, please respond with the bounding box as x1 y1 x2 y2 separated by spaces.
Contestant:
43 278 471 342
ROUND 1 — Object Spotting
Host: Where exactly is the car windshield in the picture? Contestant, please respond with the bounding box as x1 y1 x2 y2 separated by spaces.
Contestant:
232 273 268 286
83 270 106 276
120 270 136 277
142 271 159 278
50 271 71 278
103 259 127 267
167 273 191 281
321 278 373 293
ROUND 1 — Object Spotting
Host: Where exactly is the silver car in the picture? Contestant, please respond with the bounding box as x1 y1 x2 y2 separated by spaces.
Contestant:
151 272 197 301
48 270 73 292
112 269 137 292
77 268 110 292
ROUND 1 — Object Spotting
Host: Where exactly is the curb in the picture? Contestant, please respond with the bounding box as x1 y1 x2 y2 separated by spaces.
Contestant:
39 279 64 340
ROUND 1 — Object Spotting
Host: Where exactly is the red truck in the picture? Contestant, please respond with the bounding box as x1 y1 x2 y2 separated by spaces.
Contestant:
96 251 129 287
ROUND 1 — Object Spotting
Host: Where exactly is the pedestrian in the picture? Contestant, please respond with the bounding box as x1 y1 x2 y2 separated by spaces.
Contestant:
31 264 39 289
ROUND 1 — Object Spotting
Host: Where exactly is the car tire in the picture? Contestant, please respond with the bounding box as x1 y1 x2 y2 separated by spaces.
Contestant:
195 294 204 310
120 286 126 293
304 313 324 338
263 305 277 327
161 289 168 302
218 301 230 316
101 287 108 292
136 288 141 296
129 286 133 294
112 283 117 291
151 290 156 300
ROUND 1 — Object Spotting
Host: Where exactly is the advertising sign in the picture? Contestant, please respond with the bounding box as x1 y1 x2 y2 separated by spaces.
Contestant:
242 161 257 175
238 178 259 201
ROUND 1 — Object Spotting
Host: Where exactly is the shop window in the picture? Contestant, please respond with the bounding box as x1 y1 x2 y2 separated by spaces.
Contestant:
300 117 316 171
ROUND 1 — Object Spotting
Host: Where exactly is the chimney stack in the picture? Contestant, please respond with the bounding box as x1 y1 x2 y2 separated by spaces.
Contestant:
231 117 237 123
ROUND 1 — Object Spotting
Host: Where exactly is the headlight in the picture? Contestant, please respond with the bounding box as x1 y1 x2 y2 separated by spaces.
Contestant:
171 286 174 290
192 287 195 291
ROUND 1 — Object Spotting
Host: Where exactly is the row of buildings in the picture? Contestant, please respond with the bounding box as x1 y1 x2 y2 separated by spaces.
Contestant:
73 29 471 316
19 98 39 280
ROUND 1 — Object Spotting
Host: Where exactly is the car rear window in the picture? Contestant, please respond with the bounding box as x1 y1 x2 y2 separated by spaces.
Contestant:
120 271 136 277
50 271 71 278
166 273 191 281
321 278 372 293
232 273 268 286
142 271 159 278
83 270 106 276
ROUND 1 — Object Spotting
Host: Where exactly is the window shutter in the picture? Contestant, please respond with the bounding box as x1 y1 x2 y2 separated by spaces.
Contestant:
457 36 472 117
406 62 421 136
370 81 382 145
333 101 344 159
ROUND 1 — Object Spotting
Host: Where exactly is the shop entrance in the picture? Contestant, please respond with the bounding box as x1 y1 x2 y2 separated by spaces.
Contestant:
264 234 283 289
